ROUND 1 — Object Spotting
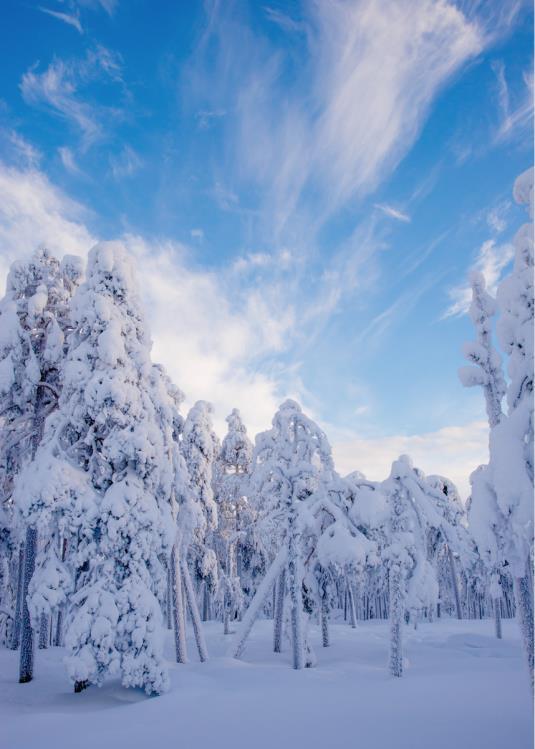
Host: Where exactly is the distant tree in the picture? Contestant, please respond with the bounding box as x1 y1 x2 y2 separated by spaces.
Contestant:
181 400 219 622
214 409 252 633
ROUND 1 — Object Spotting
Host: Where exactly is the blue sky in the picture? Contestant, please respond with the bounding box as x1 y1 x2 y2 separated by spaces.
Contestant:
0 0 533 495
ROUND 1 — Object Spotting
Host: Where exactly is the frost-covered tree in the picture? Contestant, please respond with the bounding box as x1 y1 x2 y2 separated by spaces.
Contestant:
0 249 82 682
30 242 176 694
459 272 506 428
232 400 335 669
182 401 220 621
492 168 533 684
465 167 533 686
214 409 252 633
459 271 508 634
383 456 470 676
314 473 377 642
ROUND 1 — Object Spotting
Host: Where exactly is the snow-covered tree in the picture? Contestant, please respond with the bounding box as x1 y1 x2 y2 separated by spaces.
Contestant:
465 167 533 686
383 456 471 676
182 400 219 622
214 409 252 633
0 249 82 682
492 168 533 685
459 271 508 634
233 400 335 668
30 242 176 694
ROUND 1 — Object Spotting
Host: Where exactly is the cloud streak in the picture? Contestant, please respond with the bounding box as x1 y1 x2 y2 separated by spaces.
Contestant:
443 237 514 318
39 6 83 34
20 46 124 149
190 0 491 238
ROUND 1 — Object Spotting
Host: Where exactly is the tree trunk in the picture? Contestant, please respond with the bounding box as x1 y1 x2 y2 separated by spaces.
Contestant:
494 597 502 639
389 563 404 678
181 561 208 663
38 613 49 649
447 546 462 620
287 505 304 670
232 548 286 660
166 563 173 630
171 546 188 663
10 545 24 650
19 526 37 683
321 593 329 647
347 582 357 629
273 568 286 653
514 573 534 691
54 608 63 647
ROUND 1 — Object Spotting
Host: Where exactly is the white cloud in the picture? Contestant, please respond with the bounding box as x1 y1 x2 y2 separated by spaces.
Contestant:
374 203 411 223
109 145 143 179
58 146 82 174
0 157 493 496
443 238 514 318
190 228 204 240
192 0 489 237
39 7 83 34
263 6 305 34
20 47 123 149
331 420 489 501
492 61 534 144
0 164 94 291
0 159 293 438
2 130 42 168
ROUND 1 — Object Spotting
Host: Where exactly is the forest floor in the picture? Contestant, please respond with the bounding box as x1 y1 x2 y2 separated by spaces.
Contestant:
1 616 532 749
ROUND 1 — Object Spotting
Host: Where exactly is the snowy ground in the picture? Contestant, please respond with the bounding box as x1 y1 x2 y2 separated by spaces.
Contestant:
1 617 532 749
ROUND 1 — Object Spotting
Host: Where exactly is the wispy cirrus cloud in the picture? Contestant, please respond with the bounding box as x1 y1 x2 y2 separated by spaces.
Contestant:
58 145 82 174
442 237 514 318
492 59 534 144
0 151 491 494
188 0 519 241
20 46 124 149
38 6 83 34
109 145 143 179
374 203 411 223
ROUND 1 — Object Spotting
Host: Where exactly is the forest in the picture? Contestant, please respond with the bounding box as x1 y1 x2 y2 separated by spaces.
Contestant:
0 168 532 718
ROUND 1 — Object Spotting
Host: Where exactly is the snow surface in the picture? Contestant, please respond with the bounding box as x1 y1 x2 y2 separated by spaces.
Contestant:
1 617 532 749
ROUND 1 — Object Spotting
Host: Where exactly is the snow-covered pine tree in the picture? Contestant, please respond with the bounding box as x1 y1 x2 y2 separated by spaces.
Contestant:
148 364 190 663
464 168 533 685
182 400 219 622
214 409 252 633
459 271 508 635
40 241 176 695
491 167 534 686
0 249 82 682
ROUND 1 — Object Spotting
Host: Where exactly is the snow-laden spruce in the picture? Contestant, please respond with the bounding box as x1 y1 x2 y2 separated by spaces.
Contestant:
33 242 177 694
463 167 534 687
214 409 252 633
182 400 221 621
0 249 82 682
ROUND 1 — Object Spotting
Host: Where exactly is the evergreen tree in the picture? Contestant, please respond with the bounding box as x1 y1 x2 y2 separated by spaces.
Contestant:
41 241 176 694
0 249 82 682
214 409 252 633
